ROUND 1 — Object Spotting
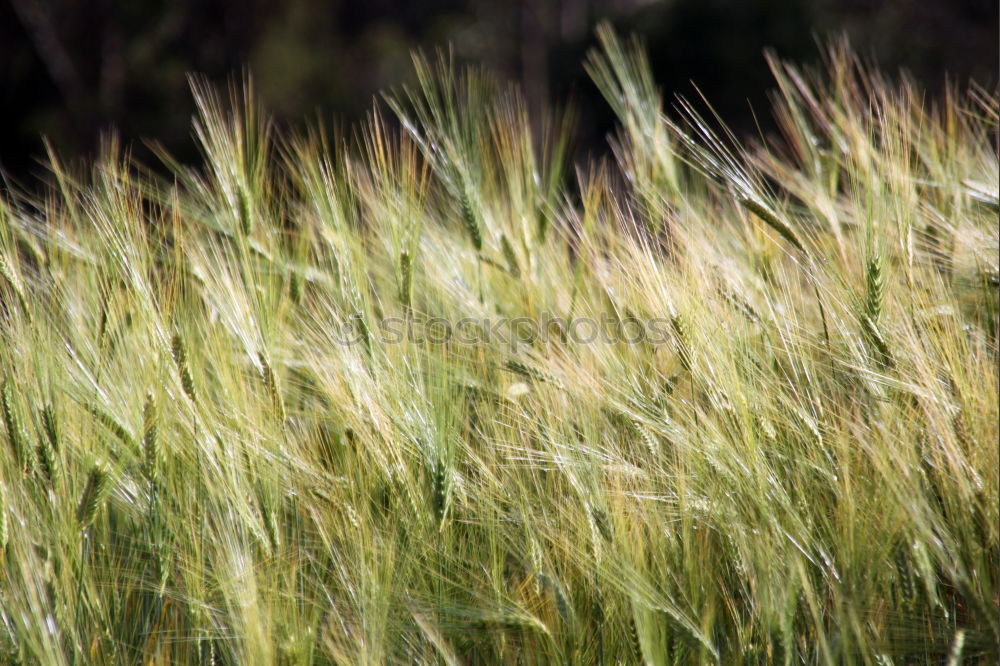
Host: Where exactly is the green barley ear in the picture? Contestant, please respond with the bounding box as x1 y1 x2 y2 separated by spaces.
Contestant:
259 491 280 552
670 315 694 372
0 253 31 323
76 464 111 529
863 255 885 327
739 197 806 254
0 483 7 552
500 234 521 277
88 403 135 448
459 187 483 251
41 404 60 454
590 506 613 542
505 359 563 388
258 352 286 422
171 333 198 402
2 380 32 473
237 185 253 236
142 392 159 483
627 607 644 664
860 255 893 367
399 249 413 312
289 270 302 305
430 458 447 525
36 433 59 486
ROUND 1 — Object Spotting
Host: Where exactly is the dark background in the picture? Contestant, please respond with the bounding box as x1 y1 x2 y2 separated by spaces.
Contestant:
1 0 996 181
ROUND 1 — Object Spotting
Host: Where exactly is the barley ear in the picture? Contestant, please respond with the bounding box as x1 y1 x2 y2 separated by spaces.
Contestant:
590 506 613 542
459 188 483 251
861 255 893 367
77 464 111 529
258 352 286 422
399 249 413 312
0 253 32 323
36 434 59 486
505 359 563 388
142 392 159 483
864 255 885 327
500 234 521 277
430 457 447 525
88 403 135 448
259 491 280 552
739 197 806 254
289 270 302 305
2 380 33 474
237 185 253 236
171 333 198 402
41 404 60 453
0 483 8 552
670 315 694 372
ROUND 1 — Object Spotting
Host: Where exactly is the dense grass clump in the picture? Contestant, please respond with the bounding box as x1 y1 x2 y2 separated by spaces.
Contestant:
0 29 997 664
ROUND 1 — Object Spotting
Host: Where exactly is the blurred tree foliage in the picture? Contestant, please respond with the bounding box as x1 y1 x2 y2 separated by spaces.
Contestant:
1 0 996 179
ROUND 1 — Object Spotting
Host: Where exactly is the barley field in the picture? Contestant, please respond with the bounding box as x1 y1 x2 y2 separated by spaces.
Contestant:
0 28 997 664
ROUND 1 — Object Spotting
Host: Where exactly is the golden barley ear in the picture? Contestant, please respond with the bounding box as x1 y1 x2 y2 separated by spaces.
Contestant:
0 253 32 323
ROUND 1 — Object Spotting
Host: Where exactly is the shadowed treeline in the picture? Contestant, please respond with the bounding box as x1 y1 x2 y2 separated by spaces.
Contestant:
1 0 996 180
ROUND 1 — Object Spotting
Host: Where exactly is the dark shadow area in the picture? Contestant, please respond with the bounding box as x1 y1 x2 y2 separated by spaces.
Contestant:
1 0 996 181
